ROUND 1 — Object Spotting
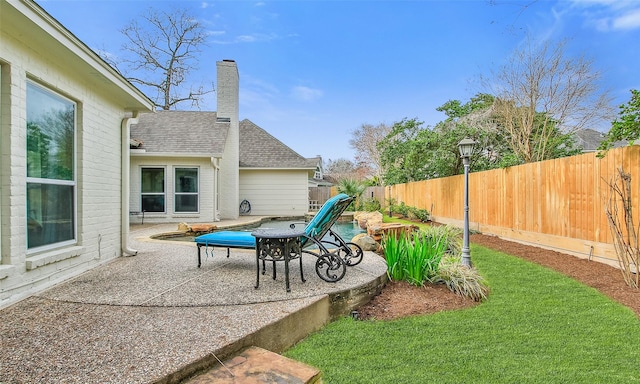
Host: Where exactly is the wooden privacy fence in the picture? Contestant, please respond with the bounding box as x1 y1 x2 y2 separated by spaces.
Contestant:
310 186 385 207
387 145 640 267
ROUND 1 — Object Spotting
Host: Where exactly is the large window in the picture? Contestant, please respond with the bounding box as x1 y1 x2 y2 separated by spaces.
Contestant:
174 167 199 213
26 82 76 250
141 167 165 212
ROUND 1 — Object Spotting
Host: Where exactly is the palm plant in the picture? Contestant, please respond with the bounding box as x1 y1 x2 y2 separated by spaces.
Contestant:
336 179 366 210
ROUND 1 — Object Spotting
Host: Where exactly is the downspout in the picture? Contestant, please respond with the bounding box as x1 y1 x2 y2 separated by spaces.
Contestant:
121 112 139 256
211 157 221 222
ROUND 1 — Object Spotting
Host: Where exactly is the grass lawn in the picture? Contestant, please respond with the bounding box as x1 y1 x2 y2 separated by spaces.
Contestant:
284 244 640 383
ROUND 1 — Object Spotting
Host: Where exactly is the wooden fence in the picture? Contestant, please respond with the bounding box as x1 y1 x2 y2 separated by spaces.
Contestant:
387 145 640 267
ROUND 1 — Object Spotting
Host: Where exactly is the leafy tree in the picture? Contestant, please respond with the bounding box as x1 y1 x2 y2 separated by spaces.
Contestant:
598 89 640 156
110 7 214 110
378 118 432 184
484 38 613 163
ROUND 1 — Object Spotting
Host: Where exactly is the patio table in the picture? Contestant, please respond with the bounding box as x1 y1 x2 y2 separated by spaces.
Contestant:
251 229 306 292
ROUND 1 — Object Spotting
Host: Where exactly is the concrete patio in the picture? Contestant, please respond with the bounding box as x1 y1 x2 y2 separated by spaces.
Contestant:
0 222 387 383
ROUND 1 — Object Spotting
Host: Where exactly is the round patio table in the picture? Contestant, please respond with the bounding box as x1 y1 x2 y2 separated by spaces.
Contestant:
251 229 306 292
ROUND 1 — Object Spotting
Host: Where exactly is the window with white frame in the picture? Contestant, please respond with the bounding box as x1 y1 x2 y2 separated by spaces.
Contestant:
26 82 76 250
141 167 165 212
174 167 198 213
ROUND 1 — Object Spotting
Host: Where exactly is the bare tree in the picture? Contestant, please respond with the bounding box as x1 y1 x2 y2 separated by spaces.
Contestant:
605 167 639 288
115 8 214 110
484 38 614 163
324 158 359 182
349 123 392 182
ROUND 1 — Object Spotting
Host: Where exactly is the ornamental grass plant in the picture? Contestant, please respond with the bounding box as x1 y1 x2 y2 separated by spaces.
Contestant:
382 230 447 286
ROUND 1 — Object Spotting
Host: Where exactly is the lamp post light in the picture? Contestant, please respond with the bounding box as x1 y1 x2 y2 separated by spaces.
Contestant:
458 138 476 267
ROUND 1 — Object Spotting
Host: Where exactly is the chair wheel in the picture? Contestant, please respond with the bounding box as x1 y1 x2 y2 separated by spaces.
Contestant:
315 253 346 282
340 242 364 266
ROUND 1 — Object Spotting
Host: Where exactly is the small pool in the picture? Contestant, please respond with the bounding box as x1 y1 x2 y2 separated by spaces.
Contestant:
252 220 365 242
153 219 365 243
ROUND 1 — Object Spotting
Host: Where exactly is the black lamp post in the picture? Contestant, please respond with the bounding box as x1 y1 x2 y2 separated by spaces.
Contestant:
458 138 476 267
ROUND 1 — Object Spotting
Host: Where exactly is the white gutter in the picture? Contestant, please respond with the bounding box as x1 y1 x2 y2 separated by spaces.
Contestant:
121 112 140 256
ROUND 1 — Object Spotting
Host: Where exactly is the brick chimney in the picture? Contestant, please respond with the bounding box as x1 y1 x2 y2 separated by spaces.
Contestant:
216 60 240 219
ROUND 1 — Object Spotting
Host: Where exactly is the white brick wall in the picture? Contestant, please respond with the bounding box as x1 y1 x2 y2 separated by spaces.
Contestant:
0 8 148 308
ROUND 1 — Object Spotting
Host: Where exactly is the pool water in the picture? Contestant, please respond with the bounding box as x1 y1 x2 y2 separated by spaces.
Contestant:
154 220 365 242
252 220 365 242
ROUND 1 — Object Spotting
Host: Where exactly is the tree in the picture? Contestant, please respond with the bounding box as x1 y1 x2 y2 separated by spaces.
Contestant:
349 123 392 182
378 96 509 185
113 8 214 110
598 89 640 156
378 118 431 184
324 158 358 182
484 38 614 163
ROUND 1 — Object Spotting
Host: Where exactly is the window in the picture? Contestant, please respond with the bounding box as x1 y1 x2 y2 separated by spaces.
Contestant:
175 167 198 212
26 82 76 250
141 167 165 212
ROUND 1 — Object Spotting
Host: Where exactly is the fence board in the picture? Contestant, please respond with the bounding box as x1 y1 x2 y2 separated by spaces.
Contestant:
386 146 640 266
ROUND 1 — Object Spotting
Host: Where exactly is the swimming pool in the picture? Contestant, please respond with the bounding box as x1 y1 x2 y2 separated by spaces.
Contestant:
251 219 365 242
153 219 365 242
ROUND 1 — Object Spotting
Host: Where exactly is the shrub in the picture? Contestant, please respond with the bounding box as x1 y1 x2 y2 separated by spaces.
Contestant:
436 256 489 301
361 197 382 212
394 202 410 217
408 207 430 222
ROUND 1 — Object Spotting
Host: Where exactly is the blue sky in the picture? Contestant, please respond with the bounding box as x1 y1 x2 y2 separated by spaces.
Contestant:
38 0 640 162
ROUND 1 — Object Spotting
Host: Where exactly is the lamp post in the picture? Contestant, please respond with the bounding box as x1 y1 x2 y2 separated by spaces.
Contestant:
458 138 476 267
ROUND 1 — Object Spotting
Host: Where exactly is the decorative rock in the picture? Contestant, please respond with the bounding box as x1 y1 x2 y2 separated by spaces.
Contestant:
352 233 379 252
188 224 217 235
367 223 418 242
177 222 190 232
354 211 383 229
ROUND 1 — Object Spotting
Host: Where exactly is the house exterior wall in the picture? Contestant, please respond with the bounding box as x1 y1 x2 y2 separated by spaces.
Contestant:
129 156 216 224
0 31 126 307
239 170 309 216
0 1 152 308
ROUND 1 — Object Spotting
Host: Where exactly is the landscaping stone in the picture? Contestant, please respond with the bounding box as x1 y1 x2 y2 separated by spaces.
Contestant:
188 224 218 235
352 233 380 252
185 346 321 384
354 211 383 229
367 223 418 242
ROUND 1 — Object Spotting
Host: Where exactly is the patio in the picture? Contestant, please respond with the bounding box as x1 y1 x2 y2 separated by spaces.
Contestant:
0 223 386 383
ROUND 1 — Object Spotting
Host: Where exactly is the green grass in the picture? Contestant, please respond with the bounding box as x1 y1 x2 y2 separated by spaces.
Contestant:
284 245 640 383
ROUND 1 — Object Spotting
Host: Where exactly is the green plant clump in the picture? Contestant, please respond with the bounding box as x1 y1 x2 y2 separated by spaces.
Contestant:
382 227 450 286
437 256 489 301
360 197 381 212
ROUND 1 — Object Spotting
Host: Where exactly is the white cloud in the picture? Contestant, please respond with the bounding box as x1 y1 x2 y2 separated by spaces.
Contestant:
568 0 640 31
612 8 640 30
291 86 323 102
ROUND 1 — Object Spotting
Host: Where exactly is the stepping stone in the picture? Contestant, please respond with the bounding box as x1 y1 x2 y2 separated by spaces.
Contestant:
185 346 321 384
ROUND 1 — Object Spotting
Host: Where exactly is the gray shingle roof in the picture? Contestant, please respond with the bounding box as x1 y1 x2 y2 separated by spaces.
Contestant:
573 128 628 152
130 112 313 169
131 111 227 155
239 119 313 169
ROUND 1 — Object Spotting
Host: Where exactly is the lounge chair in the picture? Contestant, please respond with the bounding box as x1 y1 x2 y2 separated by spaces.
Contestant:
194 193 364 282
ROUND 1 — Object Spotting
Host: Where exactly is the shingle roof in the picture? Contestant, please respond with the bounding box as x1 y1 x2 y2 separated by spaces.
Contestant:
573 128 628 152
131 111 227 155
239 119 314 169
130 112 313 169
